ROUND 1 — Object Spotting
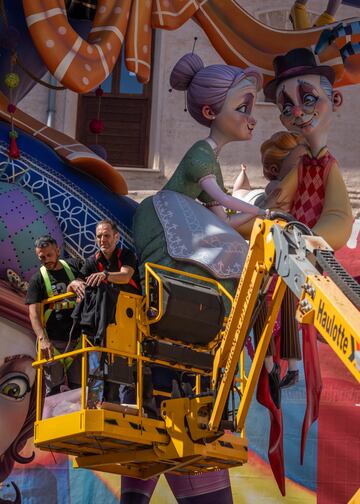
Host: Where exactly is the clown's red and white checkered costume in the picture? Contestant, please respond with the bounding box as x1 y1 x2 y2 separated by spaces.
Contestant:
291 148 333 227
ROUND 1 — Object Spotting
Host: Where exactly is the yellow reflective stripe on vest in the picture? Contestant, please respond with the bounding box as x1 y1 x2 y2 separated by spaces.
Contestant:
53 340 82 371
43 300 76 325
40 260 76 323
59 259 75 282
40 260 75 298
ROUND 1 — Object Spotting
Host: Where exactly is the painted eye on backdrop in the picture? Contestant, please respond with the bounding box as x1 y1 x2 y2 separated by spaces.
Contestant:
303 93 318 107
0 373 31 401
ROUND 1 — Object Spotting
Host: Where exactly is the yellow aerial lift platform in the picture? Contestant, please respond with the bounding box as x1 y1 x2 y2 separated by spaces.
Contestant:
32 214 360 479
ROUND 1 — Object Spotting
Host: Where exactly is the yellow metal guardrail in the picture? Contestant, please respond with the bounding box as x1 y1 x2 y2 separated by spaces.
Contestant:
34 272 246 424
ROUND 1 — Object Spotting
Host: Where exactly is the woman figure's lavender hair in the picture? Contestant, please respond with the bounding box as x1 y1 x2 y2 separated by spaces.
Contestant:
170 53 263 127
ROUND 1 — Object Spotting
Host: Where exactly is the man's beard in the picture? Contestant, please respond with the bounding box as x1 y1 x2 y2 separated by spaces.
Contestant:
45 259 59 270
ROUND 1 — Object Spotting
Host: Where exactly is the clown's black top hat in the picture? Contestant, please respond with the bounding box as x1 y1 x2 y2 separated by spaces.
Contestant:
264 48 335 103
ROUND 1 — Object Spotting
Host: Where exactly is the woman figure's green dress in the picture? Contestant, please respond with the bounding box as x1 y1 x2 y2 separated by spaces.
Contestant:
133 140 249 300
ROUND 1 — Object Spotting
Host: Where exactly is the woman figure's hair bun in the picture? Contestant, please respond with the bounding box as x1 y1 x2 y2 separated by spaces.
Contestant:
170 53 204 91
169 53 262 128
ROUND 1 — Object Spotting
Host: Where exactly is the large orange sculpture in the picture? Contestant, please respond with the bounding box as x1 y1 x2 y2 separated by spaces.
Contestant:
23 0 360 93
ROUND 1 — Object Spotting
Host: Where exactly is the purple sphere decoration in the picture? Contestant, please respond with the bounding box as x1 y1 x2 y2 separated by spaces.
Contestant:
0 182 63 281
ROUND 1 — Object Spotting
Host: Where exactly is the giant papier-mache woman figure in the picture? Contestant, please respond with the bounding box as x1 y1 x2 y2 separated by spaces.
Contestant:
133 53 265 300
125 54 265 504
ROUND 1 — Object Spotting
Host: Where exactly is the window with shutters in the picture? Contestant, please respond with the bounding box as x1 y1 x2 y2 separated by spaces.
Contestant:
76 48 152 168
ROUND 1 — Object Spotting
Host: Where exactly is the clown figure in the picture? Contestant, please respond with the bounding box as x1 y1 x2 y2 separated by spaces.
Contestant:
235 49 352 398
261 47 353 461
263 47 352 249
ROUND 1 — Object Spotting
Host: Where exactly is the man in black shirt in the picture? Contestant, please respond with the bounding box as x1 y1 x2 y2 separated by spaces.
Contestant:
79 220 139 294
77 219 140 406
26 235 84 396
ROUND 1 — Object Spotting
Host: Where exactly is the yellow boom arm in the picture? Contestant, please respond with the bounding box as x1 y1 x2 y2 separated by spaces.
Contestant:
32 215 360 480
209 216 360 433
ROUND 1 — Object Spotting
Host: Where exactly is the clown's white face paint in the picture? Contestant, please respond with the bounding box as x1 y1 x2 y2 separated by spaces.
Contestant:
0 318 36 457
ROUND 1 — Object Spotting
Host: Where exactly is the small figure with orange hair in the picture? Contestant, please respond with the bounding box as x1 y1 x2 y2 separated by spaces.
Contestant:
261 131 307 196
232 131 307 215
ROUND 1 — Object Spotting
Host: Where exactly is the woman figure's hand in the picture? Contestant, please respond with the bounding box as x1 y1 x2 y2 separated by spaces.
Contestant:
258 208 275 219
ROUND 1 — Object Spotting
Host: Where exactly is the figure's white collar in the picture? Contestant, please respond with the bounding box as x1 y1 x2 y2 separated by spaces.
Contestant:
205 137 221 160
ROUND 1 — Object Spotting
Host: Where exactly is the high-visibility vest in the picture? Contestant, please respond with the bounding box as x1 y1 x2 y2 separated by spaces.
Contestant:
40 260 79 371
40 259 76 324
52 341 82 371
95 248 139 291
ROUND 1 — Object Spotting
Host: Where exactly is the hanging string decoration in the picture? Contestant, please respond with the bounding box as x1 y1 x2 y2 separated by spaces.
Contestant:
89 85 107 160
89 86 105 137
4 60 20 159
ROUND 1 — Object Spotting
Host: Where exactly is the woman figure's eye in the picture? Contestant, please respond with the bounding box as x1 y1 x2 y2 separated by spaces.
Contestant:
0 373 31 401
236 104 248 113
282 104 293 117
303 93 317 107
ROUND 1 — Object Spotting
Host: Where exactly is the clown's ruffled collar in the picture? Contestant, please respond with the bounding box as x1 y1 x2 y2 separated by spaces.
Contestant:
303 146 332 168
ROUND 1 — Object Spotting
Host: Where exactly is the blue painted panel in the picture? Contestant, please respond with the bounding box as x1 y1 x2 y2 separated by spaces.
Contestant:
0 121 138 259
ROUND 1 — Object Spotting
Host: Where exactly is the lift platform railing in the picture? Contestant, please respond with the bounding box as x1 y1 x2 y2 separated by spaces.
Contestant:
33 268 245 423
31 217 360 480
31 271 249 478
